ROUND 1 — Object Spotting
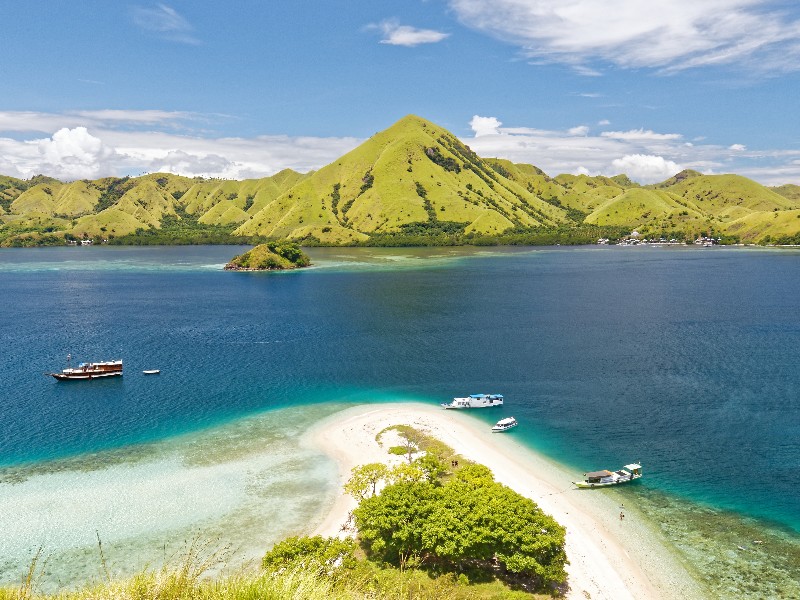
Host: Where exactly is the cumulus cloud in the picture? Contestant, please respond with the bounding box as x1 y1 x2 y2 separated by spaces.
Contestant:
729 143 746 151
37 127 116 180
611 154 683 183
470 115 503 136
373 20 450 46
131 4 199 45
0 111 363 182
448 0 800 73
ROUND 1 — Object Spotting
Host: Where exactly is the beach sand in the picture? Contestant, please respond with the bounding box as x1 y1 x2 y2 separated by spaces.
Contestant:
306 403 705 600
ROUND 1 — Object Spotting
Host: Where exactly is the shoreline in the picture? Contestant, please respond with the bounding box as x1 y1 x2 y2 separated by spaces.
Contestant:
305 402 705 600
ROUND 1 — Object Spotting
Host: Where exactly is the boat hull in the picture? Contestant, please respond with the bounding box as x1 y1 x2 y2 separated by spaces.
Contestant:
491 424 517 432
574 476 640 488
51 371 122 381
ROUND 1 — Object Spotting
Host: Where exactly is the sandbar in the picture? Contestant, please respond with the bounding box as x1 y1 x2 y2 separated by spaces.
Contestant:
305 403 705 600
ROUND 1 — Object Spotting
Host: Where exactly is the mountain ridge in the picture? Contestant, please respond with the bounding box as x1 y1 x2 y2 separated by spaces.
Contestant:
2 115 799 246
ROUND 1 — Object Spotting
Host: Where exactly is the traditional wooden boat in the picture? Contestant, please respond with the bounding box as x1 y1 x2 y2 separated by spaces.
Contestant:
441 393 504 409
491 417 518 432
574 463 642 488
50 356 123 381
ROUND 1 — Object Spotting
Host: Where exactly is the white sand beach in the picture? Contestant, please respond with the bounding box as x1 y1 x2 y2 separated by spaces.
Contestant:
306 403 705 600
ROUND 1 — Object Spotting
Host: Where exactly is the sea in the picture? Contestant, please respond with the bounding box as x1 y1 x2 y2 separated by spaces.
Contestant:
0 245 798 598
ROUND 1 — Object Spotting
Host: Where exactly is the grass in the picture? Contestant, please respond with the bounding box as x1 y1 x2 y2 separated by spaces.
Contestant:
0 540 551 600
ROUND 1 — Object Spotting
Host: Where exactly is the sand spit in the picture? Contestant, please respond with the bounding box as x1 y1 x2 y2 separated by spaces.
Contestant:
306 403 705 600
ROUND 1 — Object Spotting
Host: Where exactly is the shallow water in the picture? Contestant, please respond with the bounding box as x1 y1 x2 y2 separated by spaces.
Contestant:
0 403 344 589
1 245 798 595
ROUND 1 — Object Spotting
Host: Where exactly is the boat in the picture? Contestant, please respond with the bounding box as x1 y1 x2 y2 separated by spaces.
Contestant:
491 417 518 432
441 393 504 409
574 463 642 488
143 369 160 375
49 355 122 381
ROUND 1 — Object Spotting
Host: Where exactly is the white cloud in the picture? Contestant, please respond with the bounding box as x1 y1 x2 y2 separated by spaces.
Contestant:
601 129 683 141
131 4 199 45
470 115 503 136
611 154 683 183
598 119 611 126
461 114 800 185
36 128 116 180
729 143 746 151
373 20 450 46
448 0 800 73
568 125 589 136
0 112 363 182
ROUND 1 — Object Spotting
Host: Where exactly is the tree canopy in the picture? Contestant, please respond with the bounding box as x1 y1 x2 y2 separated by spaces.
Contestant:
352 463 567 591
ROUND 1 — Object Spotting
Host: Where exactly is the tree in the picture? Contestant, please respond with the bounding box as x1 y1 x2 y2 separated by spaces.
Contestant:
353 480 441 567
344 463 389 499
388 463 425 485
352 464 567 592
413 453 446 484
262 535 356 573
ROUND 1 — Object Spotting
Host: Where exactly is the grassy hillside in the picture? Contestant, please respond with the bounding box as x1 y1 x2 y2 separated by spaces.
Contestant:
235 115 568 244
584 188 704 234
771 184 800 202
1 116 799 246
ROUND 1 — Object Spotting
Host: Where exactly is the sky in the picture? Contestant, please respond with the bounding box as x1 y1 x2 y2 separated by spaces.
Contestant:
0 1 799 185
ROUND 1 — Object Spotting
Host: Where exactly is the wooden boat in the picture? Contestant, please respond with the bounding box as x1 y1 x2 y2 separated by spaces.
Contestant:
491 417 518 432
143 369 160 375
574 463 642 488
50 356 122 381
441 393 504 409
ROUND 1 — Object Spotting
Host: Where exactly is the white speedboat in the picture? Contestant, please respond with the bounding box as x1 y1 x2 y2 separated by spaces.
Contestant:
574 463 642 488
143 369 160 375
441 393 504 409
491 417 517 432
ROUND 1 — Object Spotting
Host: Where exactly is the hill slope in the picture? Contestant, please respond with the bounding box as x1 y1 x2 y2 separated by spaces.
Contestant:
235 115 568 244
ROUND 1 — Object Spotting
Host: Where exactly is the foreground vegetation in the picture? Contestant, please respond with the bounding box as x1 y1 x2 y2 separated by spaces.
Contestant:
2 116 799 247
1 429 564 599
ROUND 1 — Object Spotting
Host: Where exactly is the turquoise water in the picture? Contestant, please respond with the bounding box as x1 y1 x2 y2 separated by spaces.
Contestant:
0 245 798 596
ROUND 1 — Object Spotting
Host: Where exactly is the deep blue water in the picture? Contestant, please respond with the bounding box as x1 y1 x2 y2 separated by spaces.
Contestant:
1 245 799 533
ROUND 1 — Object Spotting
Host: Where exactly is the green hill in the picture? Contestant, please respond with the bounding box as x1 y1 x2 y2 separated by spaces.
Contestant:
235 115 567 244
585 188 704 233
1 116 799 246
770 184 800 202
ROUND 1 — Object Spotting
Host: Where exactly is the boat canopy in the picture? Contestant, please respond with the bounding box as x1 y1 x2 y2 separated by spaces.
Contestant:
624 463 642 470
496 417 516 425
585 470 614 478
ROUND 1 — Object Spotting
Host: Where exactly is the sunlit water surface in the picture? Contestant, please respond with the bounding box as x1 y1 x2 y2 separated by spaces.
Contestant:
0 245 798 597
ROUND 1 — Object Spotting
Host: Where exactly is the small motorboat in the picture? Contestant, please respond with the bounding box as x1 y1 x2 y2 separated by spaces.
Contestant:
491 417 518 432
574 463 642 488
441 393 504 409
143 369 161 375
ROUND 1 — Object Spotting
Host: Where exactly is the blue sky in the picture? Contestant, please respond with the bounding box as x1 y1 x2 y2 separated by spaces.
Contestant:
1 1 798 184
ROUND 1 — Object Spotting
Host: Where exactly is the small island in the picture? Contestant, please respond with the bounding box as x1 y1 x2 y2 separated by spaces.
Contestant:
224 242 311 271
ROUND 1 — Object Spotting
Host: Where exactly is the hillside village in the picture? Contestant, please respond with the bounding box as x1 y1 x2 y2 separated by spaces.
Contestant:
2 115 799 247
